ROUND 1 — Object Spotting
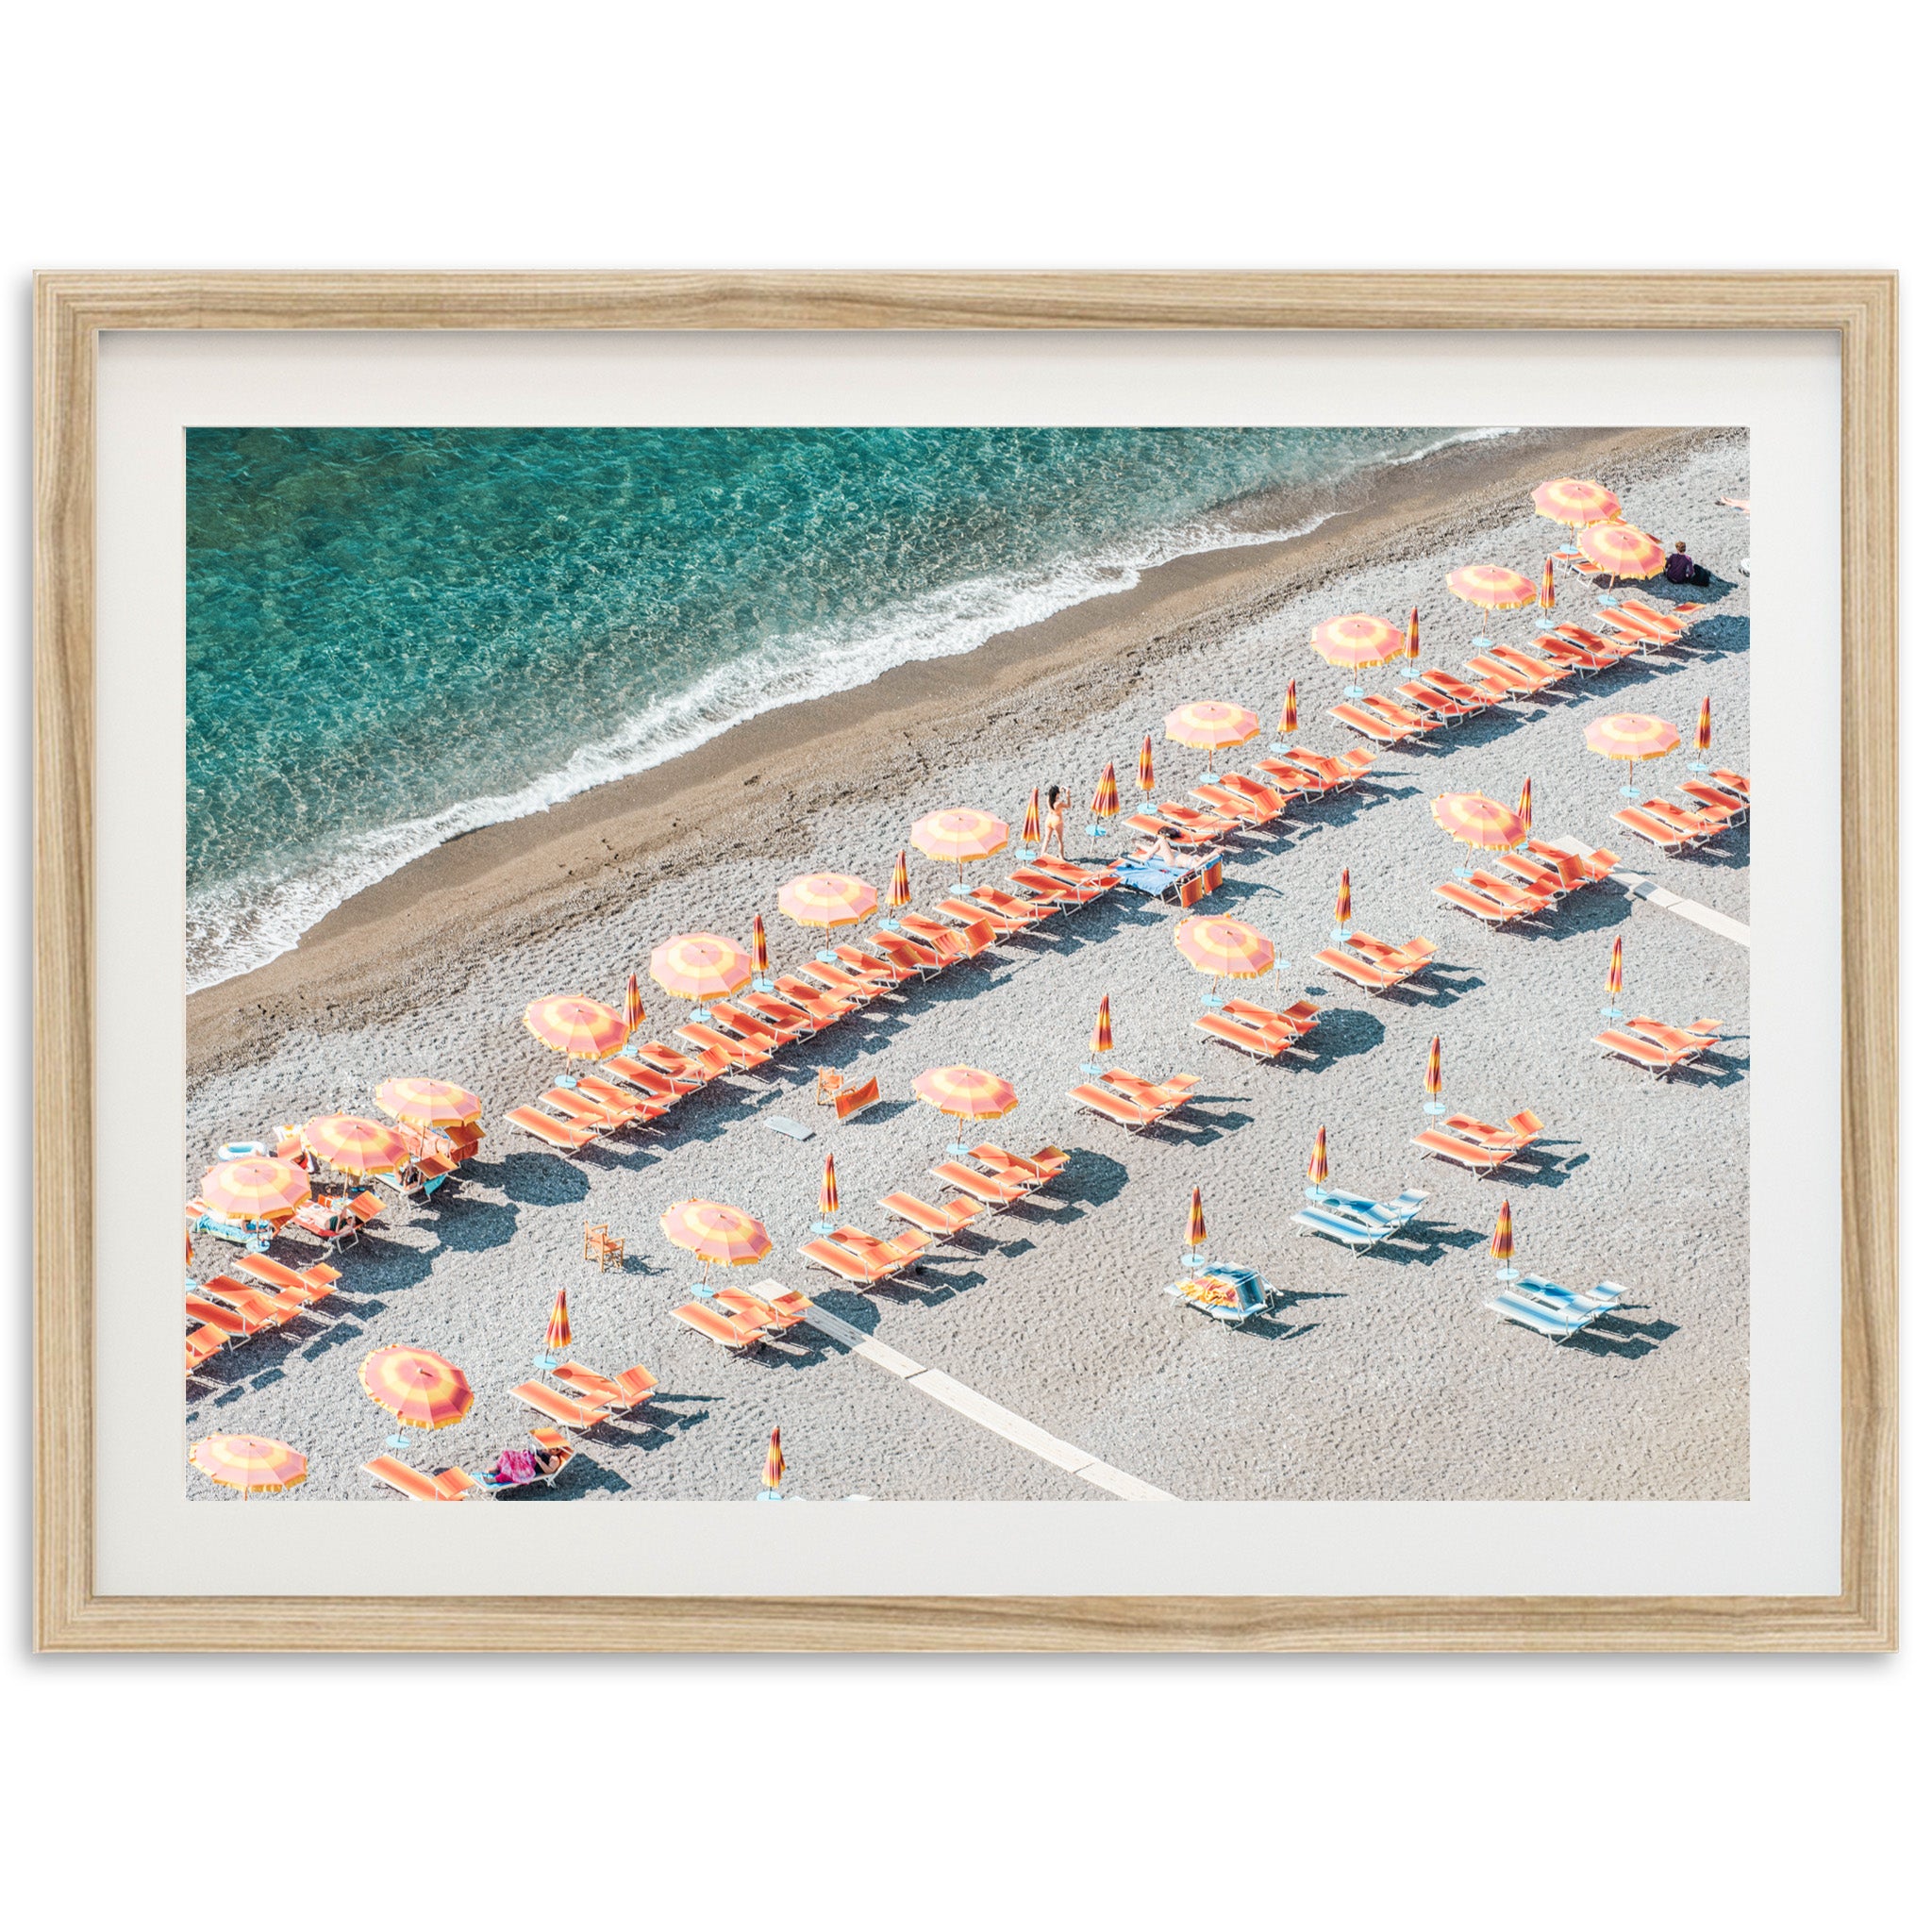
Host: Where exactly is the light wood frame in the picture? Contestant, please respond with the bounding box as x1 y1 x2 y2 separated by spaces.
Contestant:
34 273 1897 1651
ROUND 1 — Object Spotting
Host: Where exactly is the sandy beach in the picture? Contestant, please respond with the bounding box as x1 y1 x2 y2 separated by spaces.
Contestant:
185 424 1751 1502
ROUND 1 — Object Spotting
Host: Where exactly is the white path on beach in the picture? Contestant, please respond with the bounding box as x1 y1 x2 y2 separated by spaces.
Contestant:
1548 834 1751 947
797 1301 1177 1501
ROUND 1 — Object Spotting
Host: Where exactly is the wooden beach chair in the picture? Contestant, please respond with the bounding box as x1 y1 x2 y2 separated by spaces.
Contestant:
1067 1082 1165 1131
878 1192 984 1241
672 1300 766 1352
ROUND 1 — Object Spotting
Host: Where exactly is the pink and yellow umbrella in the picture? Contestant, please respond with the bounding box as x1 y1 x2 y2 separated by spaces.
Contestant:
1091 993 1114 1058
660 1198 773 1275
1578 521 1666 580
544 1284 572 1358
1532 477 1621 529
1184 1185 1208 1253
776 873 877 930
303 1114 408 1179
1517 776 1533 833
1445 564 1539 625
1332 867 1353 933
1310 612 1405 670
1174 914 1274 995
190 1434 308 1497
1022 787 1042 849
1585 712 1680 796
649 934 753 1004
1090 763 1121 825
199 1156 310 1226
1307 1126 1329 1189
1491 1200 1516 1277
375 1077 482 1131
1137 734 1156 796
887 849 912 914
909 808 1009 882
525 993 629 1059
1431 791 1528 855
1164 702 1260 779
625 972 645 1039
762 1425 786 1495
360 1346 474 1431
911 1064 1019 1124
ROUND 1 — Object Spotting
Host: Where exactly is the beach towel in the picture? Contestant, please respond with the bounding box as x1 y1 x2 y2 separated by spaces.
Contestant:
834 1076 880 1122
492 1448 538 1486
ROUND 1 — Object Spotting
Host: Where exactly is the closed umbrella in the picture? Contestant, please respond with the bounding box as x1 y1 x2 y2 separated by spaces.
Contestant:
1490 1200 1518 1283
1307 1126 1329 1191
760 1424 786 1501
882 849 911 928
1692 695 1713 773
750 912 773 991
1271 681 1299 752
539 1285 571 1368
624 972 645 1040
1021 786 1042 854
814 1151 840 1234
1084 992 1113 1074
1424 1035 1444 1118
1332 867 1352 940
1184 1185 1207 1257
1406 607 1421 661
1088 763 1120 839
1517 776 1533 834
1136 733 1156 797
1603 936 1625 1021
1539 555 1556 615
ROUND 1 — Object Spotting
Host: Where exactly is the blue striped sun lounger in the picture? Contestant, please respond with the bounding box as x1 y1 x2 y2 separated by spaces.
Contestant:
1308 1185 1429 1231
1293 1203 1392 1254
1517 1274 1626 1314
1485 1290 1600 1339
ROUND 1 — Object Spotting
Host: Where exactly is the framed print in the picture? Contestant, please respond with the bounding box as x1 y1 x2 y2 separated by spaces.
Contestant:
34 274 1896 1650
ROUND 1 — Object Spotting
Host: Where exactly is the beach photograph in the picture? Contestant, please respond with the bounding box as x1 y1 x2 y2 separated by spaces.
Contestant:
180 423 1752 1504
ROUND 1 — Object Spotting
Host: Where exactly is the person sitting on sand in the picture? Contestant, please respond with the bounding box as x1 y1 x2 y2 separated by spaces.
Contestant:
1664 540 1708 587
1044 784 1069 859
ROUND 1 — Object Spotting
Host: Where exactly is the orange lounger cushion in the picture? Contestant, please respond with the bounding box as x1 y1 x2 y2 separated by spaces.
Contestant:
1312 947 1404 991
879 1191 983 1238
363 1457 473 1501
508 1381 613 1429
798 1238 899 1284
672 1301 766 1350
1594 1029 1700 1077
1412 1127 1516 1172
675 1022 774 1069
1431 881 1525 925
185 1326 225 1374
504 1106 597 1150
1067 1083 1163 1130
1326 702 1408 744
1192 1010 1293 1060
928 1160 1031 1206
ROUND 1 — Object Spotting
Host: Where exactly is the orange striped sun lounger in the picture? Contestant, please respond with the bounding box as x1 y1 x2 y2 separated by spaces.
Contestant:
797 959 891 1001
234 1252 340 1301
185 1325 225 1374
1625 1016 1721 1058
1418 665 1514 708
1492 852 1569 896
1002 868 1083 911
1252 755 1333 794
672 1300 767 1351
1707 767 1751 801
1124 812 1224 849
1609 806 1701 853
1411 1127 1517 1173
1395 677 1482 723
928 1159 1033 1206
1545 621 1642 662
1636 796 1732 843
576 1074 670 1124
1223 994 1321 1036
736 989 834 1036
1680 779 1746 820
1155 802 1241 839
933 895 1027 940
704 1005 794 1053
508 1380 615 1430
1067 1082 1165 1130
1192 1009 1296 1061
1029 854 1118 891
1312 947 1405 992
797 1237 903 1286
879 1191 984 1241
1488 642 1576 688
552 1361 661 1408
1532 629 1623 673
903 910 994 958
1601 597 1693 637
1327 701 1412 745
833 1224 933 1268
772 974 866 1021
363 1457 476 1501
714 998 811 1045
1100 1071 1196 1116
1526 839 1618 882
542 1087 639 1132
631 1040 728 1085
1342 934 1436 978
829 942 917 986
504 1105 598 1151
1466 871 1554 914
1432 880 1530 926
202 1274 301 1324
674 1021 774 1071
1360 692 1444 736
1465 652 1564 695
970 887 1059 927
865 931 948 977
713 1286 808 1332
967 1142 1069 1187
185 1294 260 1340
1594 1027 1704 1078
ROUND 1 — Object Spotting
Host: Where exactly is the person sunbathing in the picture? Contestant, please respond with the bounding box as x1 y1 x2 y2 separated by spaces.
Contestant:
490 1445 564 1486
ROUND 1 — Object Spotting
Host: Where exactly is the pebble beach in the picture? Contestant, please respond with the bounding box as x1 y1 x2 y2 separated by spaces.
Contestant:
184 424 1752 1503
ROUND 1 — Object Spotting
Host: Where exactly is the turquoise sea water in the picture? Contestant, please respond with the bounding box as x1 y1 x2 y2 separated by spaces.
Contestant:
186 425 1479 987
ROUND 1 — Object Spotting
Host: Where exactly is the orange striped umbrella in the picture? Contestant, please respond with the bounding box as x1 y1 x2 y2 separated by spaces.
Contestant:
1277 682 1299 736
763 1425 786 1494
1539 556 1556 612
1445 564 1538 615
1090 763 1120 822
625 971 645 1038
1586 711 1679 795
1174 915 1274 984
751 913 770 977
660 1198 773 1271
649 934 753 1003
1137 734 1156 795
888 849 912 912
1425 1035 1443 1106
1307 1126 1328 1188
1310 612 1405 669
819 1152 840 1222
1532 477 1621 528
909 808 1009 881
1184 1185 1207 1251
360 1346 474 1430
190 1434 307 1496
544 1285 572 1357
525 993 629 1058
375 1077 481 1129
303 1113 408 1178
1517 776 1533 832
1606 936 1624 1003
777 873 876 930
1406 607 1421 661
912 1064 1019 1122
1091 993 1114 1058
1578 521 1665 579
1022 787 1042 848
1431 791 1528 852
1165 700 1260 753
1333 868 1352 931
200 1156 310 1224
1695 695 1712 757
1490 1200 1515 1271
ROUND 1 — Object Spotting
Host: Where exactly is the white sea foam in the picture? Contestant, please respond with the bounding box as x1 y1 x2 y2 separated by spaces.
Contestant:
187 431 1522 991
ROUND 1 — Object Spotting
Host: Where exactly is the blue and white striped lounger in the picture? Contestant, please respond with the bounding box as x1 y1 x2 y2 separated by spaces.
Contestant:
1517 1274 1626 1314
1485 1290 1599 1338
1293 1204 1389 1253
